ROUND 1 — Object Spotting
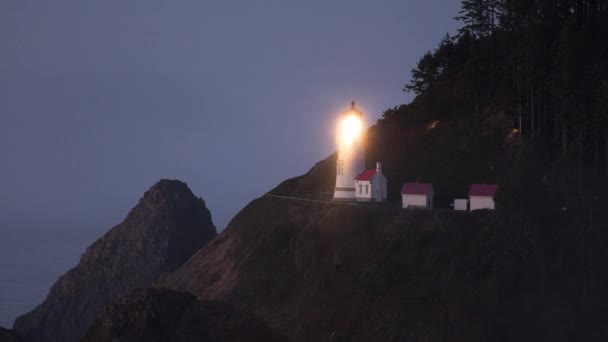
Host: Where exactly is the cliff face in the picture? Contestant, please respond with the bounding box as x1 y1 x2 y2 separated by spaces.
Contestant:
82 288 287 342
161 195 507 341
13 179 216 342
159 157 608 342
0 327 23 342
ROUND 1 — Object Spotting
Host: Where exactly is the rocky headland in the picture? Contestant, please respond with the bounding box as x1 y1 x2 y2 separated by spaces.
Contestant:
157 156 608 342
82 288 287 342
0 327 23 342
13 179 216 342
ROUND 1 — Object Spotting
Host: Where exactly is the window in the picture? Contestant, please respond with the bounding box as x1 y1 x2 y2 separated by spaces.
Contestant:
337 160 344 175
359 184 363 194
365 184 369 194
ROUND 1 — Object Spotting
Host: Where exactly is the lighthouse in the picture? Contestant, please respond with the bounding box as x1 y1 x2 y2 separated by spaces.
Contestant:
333 101 365 201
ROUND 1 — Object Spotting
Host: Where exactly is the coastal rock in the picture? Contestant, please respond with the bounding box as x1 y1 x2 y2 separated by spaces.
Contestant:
159 157 608 342
13 179 216 342
82 288 287 342
0 327 23 342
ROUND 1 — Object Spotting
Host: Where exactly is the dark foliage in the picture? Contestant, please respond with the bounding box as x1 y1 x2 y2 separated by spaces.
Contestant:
372 0 608 210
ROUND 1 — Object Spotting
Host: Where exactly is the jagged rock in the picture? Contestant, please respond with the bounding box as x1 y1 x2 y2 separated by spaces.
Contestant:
13 179 216 342
0 327 23 342
82 288 287 342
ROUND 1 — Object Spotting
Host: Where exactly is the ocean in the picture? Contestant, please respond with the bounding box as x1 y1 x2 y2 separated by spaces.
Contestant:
0 221 105 328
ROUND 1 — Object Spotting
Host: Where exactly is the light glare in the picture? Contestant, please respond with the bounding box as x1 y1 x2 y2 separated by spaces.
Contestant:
339 114 363 145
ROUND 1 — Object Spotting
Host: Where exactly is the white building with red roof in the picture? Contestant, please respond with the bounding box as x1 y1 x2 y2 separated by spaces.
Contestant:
354 162 388 202
401 182 434 209
468 184 498 210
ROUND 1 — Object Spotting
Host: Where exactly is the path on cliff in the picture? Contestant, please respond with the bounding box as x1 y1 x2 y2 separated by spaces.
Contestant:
264 193 375 206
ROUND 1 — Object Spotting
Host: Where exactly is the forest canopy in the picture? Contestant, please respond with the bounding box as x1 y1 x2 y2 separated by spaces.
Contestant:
369 0 608 211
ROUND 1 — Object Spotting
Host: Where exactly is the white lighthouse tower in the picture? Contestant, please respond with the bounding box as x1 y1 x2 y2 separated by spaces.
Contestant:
333 101 365 201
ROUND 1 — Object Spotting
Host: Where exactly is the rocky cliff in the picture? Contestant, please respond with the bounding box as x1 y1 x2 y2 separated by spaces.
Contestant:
13 179 216 342
0 327 23 342
158 157 608 341
81 288 287 342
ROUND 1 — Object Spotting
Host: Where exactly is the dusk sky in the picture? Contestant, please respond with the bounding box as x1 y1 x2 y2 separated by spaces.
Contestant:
0 0 461 232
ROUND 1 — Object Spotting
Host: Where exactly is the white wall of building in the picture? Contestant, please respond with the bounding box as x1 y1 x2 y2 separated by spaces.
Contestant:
469 196 495 210
355 180 372 200
454 199 468 211
334 139 364 200
402 194 433 209
354 165 388 202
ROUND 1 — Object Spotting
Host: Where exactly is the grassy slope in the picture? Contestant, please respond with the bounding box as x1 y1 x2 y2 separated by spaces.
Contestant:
161 154 608 341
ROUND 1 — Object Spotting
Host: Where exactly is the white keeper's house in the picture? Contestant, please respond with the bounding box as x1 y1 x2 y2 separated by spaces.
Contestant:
468 184 498 210
354 162 388 202
401 182 434 209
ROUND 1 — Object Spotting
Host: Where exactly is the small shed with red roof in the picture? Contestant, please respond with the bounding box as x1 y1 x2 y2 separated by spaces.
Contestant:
354 162 387 202
401 182 434 209
469 184 498 210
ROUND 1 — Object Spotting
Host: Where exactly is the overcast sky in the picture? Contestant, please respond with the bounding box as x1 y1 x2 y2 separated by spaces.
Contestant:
0 0 461 232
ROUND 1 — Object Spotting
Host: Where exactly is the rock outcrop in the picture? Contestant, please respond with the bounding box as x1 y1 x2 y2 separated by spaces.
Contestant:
0 327 23 342
13 179 216 342
82 288 287 342
269 153 336 196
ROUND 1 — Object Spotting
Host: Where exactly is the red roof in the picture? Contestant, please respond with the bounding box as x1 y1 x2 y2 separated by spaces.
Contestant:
401 182 433 195
469 184 498 197
355 169 376 181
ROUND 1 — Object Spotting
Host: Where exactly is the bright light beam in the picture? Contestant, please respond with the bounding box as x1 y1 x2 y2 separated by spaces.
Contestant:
339 114 363 145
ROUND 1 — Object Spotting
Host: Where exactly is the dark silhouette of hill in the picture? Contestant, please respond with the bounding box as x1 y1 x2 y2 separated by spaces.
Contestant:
0 327 23 342
13 180 216 342
157 155 608 341
368 0 608 209
269 153 337 196
82 288 287 342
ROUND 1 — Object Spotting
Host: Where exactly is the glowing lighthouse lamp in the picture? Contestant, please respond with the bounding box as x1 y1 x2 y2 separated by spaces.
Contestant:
333 101 365 201
333 101 388 202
